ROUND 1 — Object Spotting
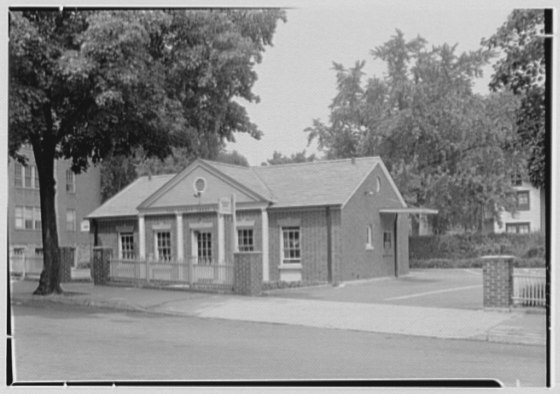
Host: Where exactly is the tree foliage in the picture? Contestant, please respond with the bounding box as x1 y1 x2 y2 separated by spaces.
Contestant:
482 10 546 189
9 9 285 294
263 150 317 166
306 30 522 233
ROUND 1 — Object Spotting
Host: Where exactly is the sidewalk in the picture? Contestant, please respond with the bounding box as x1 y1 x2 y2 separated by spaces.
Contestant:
10 279 546 346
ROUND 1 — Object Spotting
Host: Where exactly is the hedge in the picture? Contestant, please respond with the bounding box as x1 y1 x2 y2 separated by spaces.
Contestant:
410 257 545 269
409 232 545 261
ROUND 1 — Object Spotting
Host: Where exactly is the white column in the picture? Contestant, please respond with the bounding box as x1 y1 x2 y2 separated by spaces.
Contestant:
138 214 146 259
217 213 224 264
176 212 184 262
261 207 269 282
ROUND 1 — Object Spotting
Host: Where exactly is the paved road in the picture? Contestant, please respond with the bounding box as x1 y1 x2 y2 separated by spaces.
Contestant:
10 303 546 386
268 269 484 309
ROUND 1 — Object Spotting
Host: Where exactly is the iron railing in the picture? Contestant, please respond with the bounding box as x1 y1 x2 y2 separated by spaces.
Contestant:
109 257 234 290
513 268 546 307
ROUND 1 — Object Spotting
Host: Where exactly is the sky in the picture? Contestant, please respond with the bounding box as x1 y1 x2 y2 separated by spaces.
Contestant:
224 0 524 165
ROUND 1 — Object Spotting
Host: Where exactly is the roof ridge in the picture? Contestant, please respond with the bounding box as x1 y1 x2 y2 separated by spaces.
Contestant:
201 159 250 170
254 156 380 170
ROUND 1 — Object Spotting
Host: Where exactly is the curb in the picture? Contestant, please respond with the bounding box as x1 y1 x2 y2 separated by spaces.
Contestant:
11 293 545 347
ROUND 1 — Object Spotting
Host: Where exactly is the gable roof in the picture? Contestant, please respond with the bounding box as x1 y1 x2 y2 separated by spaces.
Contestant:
86 174 175 219
86 156 406 218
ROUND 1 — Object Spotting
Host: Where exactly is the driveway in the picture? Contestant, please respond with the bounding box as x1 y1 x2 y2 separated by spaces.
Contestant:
265 269 483 310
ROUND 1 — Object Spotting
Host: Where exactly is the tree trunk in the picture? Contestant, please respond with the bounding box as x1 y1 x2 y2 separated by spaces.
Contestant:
32 143 63 295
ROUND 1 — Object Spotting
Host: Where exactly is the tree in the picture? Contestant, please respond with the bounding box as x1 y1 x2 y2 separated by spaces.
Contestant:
9 9 285 295
306 30 521 233
263 150 317 165
482 10 546 189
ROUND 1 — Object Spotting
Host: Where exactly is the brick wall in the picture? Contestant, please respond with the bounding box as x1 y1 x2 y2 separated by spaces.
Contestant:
268 208 341 283
340 165 407 281
482 256 513 308
233 252 262 295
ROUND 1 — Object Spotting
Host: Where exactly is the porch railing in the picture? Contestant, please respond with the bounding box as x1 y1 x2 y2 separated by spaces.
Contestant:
109 257 234 290
513 268 546 307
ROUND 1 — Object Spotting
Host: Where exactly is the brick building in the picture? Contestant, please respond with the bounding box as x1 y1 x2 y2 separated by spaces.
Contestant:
87 157 435 283
8 145 102 266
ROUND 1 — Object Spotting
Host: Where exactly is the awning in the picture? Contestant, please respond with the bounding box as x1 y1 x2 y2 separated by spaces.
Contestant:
379 208 438 215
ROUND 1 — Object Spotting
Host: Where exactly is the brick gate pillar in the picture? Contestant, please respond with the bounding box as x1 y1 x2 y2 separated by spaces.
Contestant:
92 247 112 285
59 247 74 283
233 252 262 296
481 255 515 309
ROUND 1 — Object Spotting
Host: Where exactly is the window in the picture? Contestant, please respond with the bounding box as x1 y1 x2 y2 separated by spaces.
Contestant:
511 171 522 186
383 231 393 253
120 233 135 260
282 227 301 264
66 170 76 193
33 166 39 189
516 191 530 211
376 176 381 192
35 248 43 256
33 207 41 230
238 229 254 252
196 232 212 264
12 247 25 256
15 206 41 230
156 231 172 261
23 207 33 229
366 225 374 249
66 209 76 231
506 223 530 234
15 164 39 189
24 165 33 188
14 163 23 187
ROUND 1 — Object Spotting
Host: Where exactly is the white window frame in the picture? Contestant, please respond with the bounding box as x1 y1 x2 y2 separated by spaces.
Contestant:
119 232 135 260
195 231 212 265
383 231 393 254
33 207 41 230
237 228 254 252
14 163 23 188
155 231 172 262
24 165 33 188
14 206 24 229
281 226 301 265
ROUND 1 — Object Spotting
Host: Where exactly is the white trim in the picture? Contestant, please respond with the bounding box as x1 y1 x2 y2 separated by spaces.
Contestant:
138 215 146 259
236 219 255 228
261 208 269 281
278 263 302 270
217 213 224 264
189 221 213 230
152 223 172 230
176 213 184 262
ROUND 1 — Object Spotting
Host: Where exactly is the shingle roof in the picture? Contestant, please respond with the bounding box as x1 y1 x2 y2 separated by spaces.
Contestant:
87 174 175 218
252 157 382 208
87 156 395 218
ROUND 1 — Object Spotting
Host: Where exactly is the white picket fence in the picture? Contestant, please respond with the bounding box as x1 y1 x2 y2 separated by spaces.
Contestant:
513 268 546 307
9 254 44 278
109 257 234 290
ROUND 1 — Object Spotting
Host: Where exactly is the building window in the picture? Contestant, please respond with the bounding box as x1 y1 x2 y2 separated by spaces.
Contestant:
35 248 43 256
66 209 76 231
506 223 531 234
15 207 24 229
238 229 254 252
12 247 25 256
14 163 23 187
120 233 135 260
366 225 374 249
196 232 212 264
516 191 530 211
24 165 33 188
33 207 42 230
156 231 172 261
66 170 76 193
511 171 522 186
24 207 34 229
281 227 301 264
383 231 393 253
